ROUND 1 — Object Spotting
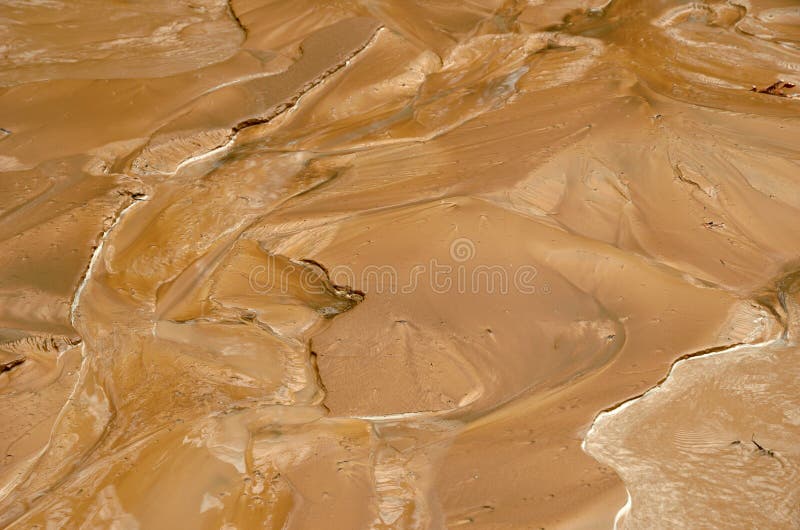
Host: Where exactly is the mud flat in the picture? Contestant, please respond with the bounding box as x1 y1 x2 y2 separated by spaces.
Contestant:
0 0 799 528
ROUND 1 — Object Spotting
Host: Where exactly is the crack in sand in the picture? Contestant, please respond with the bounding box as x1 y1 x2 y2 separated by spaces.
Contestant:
225 0 247 38
70 196 149 328
131 25 384 177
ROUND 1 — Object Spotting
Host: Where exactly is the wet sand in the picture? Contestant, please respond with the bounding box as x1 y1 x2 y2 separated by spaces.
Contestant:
0 0 799 528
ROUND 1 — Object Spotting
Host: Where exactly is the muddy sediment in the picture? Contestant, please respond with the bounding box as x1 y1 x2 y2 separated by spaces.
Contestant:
0 0 799 528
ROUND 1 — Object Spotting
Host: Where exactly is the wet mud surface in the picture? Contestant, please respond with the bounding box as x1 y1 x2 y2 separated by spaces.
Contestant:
0 1 799 528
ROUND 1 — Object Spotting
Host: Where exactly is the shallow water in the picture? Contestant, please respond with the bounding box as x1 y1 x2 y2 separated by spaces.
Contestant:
0 0 799 528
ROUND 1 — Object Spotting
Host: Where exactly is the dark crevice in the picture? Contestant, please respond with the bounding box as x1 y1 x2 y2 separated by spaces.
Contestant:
130 24 381 176
229 30 380 135
751 80 796 97
592 341 746 418
226 0 247 38
0 357 24 374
